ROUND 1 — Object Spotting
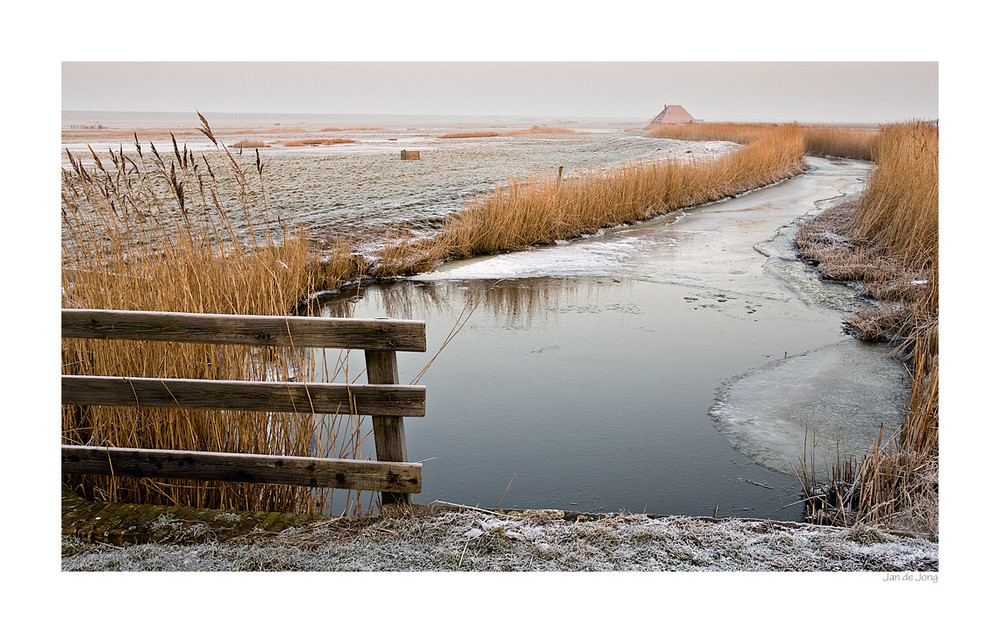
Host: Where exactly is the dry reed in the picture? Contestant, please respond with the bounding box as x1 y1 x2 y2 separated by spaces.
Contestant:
304 236 368 293
429 126 806 259
503 126 579 136
793 121 938 532
801 126 878 160
646 122 780 145
649 122 878 160
282 138 356 147
61 118 367 514
853 122 939 275
372 228 446 278
439 131 501 139
231 138 270 149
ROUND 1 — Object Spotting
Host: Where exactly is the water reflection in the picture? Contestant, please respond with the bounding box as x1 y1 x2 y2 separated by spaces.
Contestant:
317 275 828 519
327 277 599 330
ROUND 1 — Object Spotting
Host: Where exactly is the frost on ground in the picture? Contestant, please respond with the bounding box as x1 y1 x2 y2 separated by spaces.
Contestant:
650 139 740 162
61 507 937 572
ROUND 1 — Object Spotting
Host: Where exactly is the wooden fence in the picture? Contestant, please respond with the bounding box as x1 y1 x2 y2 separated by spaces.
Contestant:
61 309 427 505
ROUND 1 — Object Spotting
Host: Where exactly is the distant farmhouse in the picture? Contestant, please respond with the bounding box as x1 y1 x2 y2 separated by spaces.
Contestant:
650 104 699 125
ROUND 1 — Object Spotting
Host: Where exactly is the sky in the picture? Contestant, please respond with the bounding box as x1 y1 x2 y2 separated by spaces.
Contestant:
50 1 951 126
62 61 937 124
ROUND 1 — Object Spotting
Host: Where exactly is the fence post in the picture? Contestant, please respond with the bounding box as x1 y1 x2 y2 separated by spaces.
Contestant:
364 349 410 506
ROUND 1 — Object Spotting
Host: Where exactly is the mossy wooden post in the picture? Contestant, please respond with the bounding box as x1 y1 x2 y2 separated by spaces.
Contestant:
365 349 410 506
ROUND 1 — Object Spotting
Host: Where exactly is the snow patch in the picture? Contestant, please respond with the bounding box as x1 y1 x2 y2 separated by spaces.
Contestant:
415 235 646 280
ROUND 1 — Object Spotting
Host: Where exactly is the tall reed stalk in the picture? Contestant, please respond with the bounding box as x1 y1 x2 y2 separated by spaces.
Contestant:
853 122 939 275
801 125 878 160
61 119 366 514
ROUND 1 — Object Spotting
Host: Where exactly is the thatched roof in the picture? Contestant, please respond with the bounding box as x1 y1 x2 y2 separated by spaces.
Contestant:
650 104 695 125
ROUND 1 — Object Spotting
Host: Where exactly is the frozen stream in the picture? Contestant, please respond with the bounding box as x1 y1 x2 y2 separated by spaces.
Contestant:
319 156 908 519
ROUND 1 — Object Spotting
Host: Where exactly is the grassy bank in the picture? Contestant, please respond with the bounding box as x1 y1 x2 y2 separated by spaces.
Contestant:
647 121 878 160
794 121 938 531
283 138 356 147
374 125 806 270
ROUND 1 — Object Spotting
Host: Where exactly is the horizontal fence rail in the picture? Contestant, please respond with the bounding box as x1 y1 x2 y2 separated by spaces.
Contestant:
62 308 427 352
61 309 427 502
62 375 426 417
63 446 422 493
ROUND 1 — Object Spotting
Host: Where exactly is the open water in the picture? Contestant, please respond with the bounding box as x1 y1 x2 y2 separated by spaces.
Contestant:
315 155 906 519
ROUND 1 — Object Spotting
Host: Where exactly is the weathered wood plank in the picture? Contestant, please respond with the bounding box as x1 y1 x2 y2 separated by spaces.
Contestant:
62 445 421 493
62 375 425 417
365 349 410 505
62 309 426 352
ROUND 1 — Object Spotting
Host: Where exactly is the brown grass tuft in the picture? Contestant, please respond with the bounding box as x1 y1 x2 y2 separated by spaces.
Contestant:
439 131 502 139
373 229 448 278
304 236 368 291
503 126 579 136
283 138 356 147
231 138 270 149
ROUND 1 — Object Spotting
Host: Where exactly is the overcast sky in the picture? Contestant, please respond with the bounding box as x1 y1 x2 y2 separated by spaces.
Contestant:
62 61 937 124
51 2 954 125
